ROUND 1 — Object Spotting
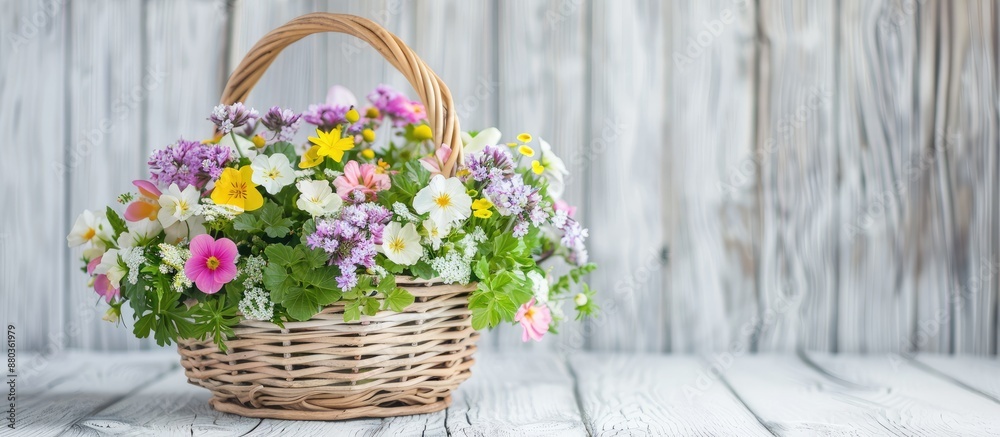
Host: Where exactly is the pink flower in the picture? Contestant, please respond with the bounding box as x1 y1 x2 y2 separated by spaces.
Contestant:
419 145 452 178
334 160 391 201
125 180 162 222
554 199 576 218
515 298 552 342
88 256 119 303
184 234 238 294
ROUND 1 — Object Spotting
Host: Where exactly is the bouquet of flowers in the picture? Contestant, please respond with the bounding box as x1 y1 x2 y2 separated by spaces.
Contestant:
67 84 597 351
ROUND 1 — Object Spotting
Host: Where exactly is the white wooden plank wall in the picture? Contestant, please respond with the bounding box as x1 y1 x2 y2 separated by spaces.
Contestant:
3 0 998 355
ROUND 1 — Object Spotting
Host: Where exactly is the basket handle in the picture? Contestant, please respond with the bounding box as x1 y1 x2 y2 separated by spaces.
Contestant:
220 13 464 175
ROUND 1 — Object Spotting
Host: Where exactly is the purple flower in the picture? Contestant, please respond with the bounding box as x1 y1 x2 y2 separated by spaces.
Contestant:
303 103 350 131
306 203 392 290
464 145 514 183
148 139 233 190
210 103 258 134
260 106 302 143
367 84 427 127
553 213 589 266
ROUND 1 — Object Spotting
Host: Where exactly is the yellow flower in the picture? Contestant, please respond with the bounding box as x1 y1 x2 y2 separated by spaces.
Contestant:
472 198 493 211
376 159 391 174
202 133 224 144
299 145 323 168
473 209 493 219
517 133 532 143
506 142 518 148
308 127 355 162
361 149 375 159
457 168 471 177
413 124 433 141
362 128 376 143
251 134 266 148
518 145 535 157
531 160 544 175
211 166 264 212
346 108 360 123
365 107 380 119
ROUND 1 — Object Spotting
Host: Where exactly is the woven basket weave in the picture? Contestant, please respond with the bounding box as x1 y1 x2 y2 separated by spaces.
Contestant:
177 13 479 421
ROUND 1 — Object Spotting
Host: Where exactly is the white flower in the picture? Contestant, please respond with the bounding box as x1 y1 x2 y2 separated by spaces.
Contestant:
163 215 207 244
94 249 127 289
250 153 296 194
528 270 550 303
116 218 163 248
429 251 472 284
219 132 258 159
460 127 502 155
157 183 200 229
539 138 569 199
295 180 342 217
382 222 422 265
67 209 112 247
239 286 275 321
422 219 452 250
574 292 589 307
413 175 472 227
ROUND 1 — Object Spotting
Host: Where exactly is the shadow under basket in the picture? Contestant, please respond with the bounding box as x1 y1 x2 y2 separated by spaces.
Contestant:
177 277 479 420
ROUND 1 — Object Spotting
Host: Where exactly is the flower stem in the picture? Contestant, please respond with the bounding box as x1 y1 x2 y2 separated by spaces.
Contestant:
230 132 246 160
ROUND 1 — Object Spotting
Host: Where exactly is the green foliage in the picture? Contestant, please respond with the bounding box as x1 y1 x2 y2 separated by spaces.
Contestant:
380 161 431 206
340 274 413 322
262 243 343 321
106 206 127 236
469 268 530 330
190 298 241 351
268 141 299 164
233 203 294 239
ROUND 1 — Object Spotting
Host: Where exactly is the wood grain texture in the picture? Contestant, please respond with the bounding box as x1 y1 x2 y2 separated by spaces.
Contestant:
754 0 839 352
1 0 68 353
65 0 150 351
724 353 1000 435
14 351 177 437
666 0 761 354
585 0 667 352
569 353 772 436
913 354 1000 402
446 352 587 436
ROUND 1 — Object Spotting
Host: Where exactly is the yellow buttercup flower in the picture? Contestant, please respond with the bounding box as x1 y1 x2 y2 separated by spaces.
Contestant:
251 134 266 148
299 145 323 168
413 124 433 141
211 166 264 212
518 145 535 157
472 198 493 211
202 133 224 145
308 127 355 162
506 142 518 148
517 133 532 143
345 108 360 123
457 168 471 177
365 107 380 119
531 160 544 175
376 159 391 174
361 149 375 159
362 128 376 142
473 209 493 219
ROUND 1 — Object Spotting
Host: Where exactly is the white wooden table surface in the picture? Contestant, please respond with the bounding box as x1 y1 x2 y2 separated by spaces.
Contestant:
7 351 1000 436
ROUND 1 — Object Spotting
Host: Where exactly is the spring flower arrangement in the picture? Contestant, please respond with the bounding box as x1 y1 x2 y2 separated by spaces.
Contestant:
68 85 597 350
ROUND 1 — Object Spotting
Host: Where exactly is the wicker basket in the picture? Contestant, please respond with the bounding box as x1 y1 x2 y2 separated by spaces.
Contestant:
177 13 478 421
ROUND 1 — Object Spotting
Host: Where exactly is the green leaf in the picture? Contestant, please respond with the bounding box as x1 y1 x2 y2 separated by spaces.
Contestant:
473 257 489 281
301 267 339 292
264 244 301 267
232 213 261 232
268 141 299 164
262 262 290 297
363 296 381 316
410 260 436 280
383 287 414 312
281 286 321 321
301 246 329 270
344 299 362 322
106 207 127 236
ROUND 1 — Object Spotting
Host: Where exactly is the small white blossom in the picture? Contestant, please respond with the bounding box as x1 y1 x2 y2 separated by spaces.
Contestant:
122 247 146 285
323 169 343 179
239 287 275 321
392 202 420 223
429 250 472 284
